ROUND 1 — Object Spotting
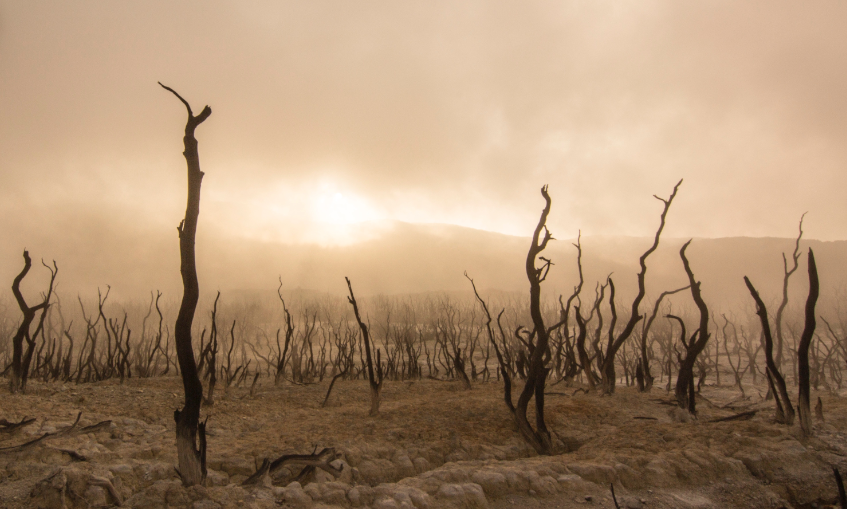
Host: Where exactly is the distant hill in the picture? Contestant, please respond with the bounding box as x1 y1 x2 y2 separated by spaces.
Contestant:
2 217 844 313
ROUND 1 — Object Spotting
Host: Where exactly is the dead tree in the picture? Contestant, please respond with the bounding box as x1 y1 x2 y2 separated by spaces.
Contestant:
221 320 244 392
552 234 584 385
153 292 166 376
9 252 57 393
797 249 819 437
346 277 384 416
574 307 594 389
722 316 748 396
599 180 681 394
674 240 711 415
516 185 556 454
199 292 220 406
453 347 472 390
19 262 58 391
466 274 513 408
744 276 795 425
775 214 805 370
274 279 294 385
160 82 211 486
467 187 565 455
637 285 689 392
135 290 166 377
584 281 608 389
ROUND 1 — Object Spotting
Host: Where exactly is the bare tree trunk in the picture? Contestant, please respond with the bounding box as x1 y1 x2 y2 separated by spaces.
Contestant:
638 286 689 393
346 278 383 416
9 251 57 394
674 241 711 416
469 188 560 455
798 249 819 437
453 347 472 390
775 215 805 370
573 308 593 390
467 273 515 413
203 292 220 406
160 82 211 487
744 276 795 425
600 180 681 394
512 185 556 455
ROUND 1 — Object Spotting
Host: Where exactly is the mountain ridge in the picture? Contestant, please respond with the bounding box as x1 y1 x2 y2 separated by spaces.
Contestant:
2 218 844 312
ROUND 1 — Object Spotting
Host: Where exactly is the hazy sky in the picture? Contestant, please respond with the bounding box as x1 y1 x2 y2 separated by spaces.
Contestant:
2 1 846 256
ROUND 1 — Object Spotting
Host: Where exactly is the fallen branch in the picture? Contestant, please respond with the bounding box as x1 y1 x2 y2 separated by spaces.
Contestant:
651 398 678 407
270 447 341 476
0 416 36 433
708 410 758 423
242 458 271 486
243 447 341 487
696 394 719 409
292 465 316 484
49 447 88 462
0 413 110 455
0 431 53 454
77 420 112 435
720 394 752 410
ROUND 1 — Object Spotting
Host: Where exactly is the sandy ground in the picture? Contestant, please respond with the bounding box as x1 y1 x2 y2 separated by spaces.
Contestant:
1 376 846 508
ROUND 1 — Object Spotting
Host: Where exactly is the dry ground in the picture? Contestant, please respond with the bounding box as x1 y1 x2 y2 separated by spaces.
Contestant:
1 376 846 508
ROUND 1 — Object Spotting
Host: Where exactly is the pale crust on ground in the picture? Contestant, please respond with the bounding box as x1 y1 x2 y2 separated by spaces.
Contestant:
1 377 846 508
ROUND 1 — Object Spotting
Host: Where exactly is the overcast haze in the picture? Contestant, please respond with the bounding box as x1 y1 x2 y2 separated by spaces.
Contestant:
2 1 846 296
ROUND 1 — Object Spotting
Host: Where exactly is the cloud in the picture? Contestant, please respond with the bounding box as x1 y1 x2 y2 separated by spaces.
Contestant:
1 0 846 281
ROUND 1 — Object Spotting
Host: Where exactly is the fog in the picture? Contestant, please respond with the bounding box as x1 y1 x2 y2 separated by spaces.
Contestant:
2 1 846 299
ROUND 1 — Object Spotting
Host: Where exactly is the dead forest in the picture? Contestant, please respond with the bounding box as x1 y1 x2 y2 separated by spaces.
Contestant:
2 87 847 509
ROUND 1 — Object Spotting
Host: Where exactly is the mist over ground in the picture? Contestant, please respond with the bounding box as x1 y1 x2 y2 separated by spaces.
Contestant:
2 215 842 316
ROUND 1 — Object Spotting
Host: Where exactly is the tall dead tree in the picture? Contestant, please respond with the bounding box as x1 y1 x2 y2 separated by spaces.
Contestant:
516 185 556 454
744 276 795 425
775 214 805 370
556 234 585 385
160 82 211 486
797 249 819 437
466 274 512 407
9 251 57 394
346 277 383 416
599 179 681 394
467 186 563 454
674 240 711 415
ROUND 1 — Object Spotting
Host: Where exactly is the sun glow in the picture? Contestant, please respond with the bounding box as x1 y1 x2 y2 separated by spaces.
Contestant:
312 189 381 226
207 176 390 246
